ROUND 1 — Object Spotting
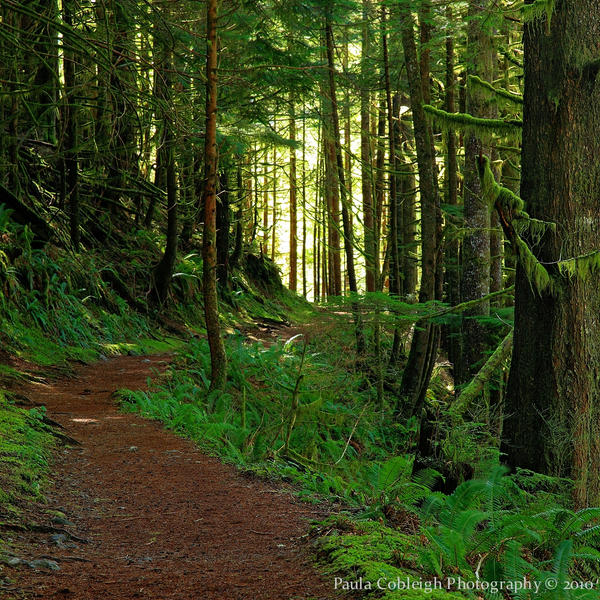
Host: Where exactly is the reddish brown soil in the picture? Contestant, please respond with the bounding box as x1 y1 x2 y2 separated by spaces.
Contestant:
4 354 336 599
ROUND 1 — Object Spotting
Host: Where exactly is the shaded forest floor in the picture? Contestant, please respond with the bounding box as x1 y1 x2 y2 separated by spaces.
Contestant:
2 351 335 600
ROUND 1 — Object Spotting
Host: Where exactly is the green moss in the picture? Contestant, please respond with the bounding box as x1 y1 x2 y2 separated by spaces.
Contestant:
423 105 522 141
557 250 600 281
315 516 465 599
468 75 523 106
0 391 55 518
522 0 556 32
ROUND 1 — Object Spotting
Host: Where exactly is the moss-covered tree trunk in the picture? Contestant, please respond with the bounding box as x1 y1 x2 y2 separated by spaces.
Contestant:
397 6 440 417
443 7 460 373
503 0 600 508
457 0 495 384
202 0 227 391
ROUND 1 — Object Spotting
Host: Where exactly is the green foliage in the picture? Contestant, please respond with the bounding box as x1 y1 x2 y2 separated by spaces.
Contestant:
417 467 600 599
118 331 416 506
0 391 55 539
468 75 523 106
423 105 522 141
557 250 600 281
314 516 465 600
522 0 556 31
0 224 167 365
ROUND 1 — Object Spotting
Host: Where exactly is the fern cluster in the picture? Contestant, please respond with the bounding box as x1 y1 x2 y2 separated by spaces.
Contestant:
418 466 600 599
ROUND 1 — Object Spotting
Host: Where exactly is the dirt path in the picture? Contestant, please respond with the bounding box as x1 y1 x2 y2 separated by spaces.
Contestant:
5 354 335 599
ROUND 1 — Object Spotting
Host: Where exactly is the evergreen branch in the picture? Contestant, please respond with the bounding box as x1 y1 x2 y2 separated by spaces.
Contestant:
557 251 600 280
522 0 556 30
478 155 556 295
468 75 523 106
423 105 522 139
430 286 515 321
452 331 514 414
500 48 523 69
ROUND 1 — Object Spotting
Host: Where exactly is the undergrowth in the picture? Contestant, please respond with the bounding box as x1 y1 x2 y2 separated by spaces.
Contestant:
0 391 55 550
119 318 600 599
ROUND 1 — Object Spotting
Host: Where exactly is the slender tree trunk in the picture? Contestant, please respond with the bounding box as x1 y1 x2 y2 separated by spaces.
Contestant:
360 0 376 292
262 152 269 256
216 171 230 285
325 11 365 354
323 127 342 296
202 0 227 391
271 144 277 262
401 114 418 297
443 7 461 375
230 167 243 270
62 0 80 251
325 15 358 295
151 45 178 305
503 0 600 508
302 110 307 298
289 99 298 291
397 6 440 417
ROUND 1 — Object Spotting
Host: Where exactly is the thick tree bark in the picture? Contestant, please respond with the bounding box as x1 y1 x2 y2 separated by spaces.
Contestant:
202 0 227 391
503 0 600 508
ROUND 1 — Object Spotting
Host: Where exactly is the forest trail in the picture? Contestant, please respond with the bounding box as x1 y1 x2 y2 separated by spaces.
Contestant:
6 352 334 600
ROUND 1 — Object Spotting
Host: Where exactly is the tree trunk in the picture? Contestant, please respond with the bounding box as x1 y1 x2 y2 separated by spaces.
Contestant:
503 0 600 508
360 0 376 293
325 11 365 354
302 109 307 298
216 170 230 285
201 0 227 391
289 99 298 291
230 167 243 270
151 44 178 306
443 7 461 375
397 6 440 417
458 0 495 384
323 127 342 296
62 0 80 251
271 144 277 262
